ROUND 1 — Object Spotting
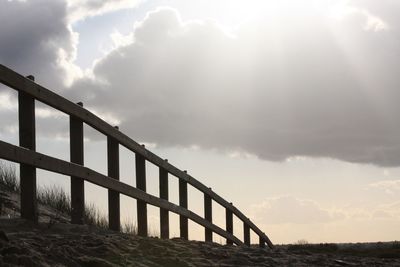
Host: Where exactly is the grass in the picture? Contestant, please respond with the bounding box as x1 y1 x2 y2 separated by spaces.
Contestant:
122 220 137 235
0 160 128 232
83 203 109 229
0 161 19 192
37 185 71 215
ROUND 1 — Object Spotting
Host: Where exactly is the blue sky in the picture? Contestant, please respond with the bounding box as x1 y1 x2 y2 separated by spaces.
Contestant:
1 0 400 244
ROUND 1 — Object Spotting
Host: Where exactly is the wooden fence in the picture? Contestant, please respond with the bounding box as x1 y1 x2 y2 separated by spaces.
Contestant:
0 64 273 248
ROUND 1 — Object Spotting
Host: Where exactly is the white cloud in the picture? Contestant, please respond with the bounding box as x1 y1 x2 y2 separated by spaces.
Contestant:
250 195 345 224
368 180 400 195
110 30 134 48
331 5 388 32
372 201 400 219
250 195 400 226
364 12 387 31
67 0 143 22
340 201 400 221
0 93 17 111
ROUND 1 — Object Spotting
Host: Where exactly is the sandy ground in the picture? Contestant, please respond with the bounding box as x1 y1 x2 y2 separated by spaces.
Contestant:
0 189 399 266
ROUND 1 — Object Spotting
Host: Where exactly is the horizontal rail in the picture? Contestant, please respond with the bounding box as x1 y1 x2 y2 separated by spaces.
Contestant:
0 140 243 245
0 64 273 248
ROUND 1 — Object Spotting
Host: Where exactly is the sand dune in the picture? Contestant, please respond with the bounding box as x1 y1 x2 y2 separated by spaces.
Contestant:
0 218 399 266
0 188 399 266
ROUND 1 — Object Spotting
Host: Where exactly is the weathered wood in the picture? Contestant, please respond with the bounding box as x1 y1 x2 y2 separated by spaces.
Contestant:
70 102 84 224
244 223 250 246
136 153 147 237
179 177 188 240
226 208 233 245
0 64 273 248
204 193 212 242
108 134 120 231
159 166 169 239
18 90 37 222
0 140 243 245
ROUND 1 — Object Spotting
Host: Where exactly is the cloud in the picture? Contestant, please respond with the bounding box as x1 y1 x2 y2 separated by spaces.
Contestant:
0 0 143 87
250 195 344 224
64 6 400 166
0 0 143 139
2 2 400 167
250 196 400 225
350 0 400 31
371 201 400 219
372 210 393 219
0 0 83 144
342 201 400 221
67 0 143 22
368 180 400 195
0 0 77 89
0 92 17 112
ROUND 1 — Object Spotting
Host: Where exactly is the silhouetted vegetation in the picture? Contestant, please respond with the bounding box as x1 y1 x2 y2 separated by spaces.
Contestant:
287 240 400 259
339 242 400 259
37 185 71 215
0 162 19 192
288 240 339 253
0 161 135 232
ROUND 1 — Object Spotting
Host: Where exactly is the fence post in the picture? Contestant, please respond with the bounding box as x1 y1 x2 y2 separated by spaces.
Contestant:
136 152 148 237
70 102 84 224
179 171 188 240
226 207 233 245
204 192 212 242
18 78 37 222
244 222 250 246
259 236 266 248
159 163 169 239
108 127 120 231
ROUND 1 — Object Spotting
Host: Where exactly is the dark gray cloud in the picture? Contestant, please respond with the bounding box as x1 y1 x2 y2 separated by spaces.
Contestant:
0 0 75 89
0 0 78 147
67 7 400 166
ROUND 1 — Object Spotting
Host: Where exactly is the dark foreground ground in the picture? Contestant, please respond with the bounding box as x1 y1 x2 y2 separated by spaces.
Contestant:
0 218 399 267
0 186 399 266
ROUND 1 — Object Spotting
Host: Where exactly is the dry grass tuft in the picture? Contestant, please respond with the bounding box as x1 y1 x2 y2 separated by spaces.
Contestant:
0 160 109 229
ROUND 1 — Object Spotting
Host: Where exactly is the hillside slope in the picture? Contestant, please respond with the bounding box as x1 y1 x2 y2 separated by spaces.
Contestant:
0 186 399 266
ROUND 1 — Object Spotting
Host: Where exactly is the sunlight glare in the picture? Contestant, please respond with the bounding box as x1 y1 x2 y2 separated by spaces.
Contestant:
207 0 347 28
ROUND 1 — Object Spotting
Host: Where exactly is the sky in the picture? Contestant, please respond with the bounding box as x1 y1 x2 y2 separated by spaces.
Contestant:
0 0 400 244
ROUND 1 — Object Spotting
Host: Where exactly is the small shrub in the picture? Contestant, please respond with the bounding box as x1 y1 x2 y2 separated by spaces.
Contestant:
296 239 309 245
288 241 338 253
0 162 110 230
392 241 400 249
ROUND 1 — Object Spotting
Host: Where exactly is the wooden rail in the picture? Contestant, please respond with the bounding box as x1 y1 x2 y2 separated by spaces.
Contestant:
0 64 273 248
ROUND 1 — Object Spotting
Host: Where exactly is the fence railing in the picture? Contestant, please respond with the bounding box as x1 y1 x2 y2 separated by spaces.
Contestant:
0 64 273 248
